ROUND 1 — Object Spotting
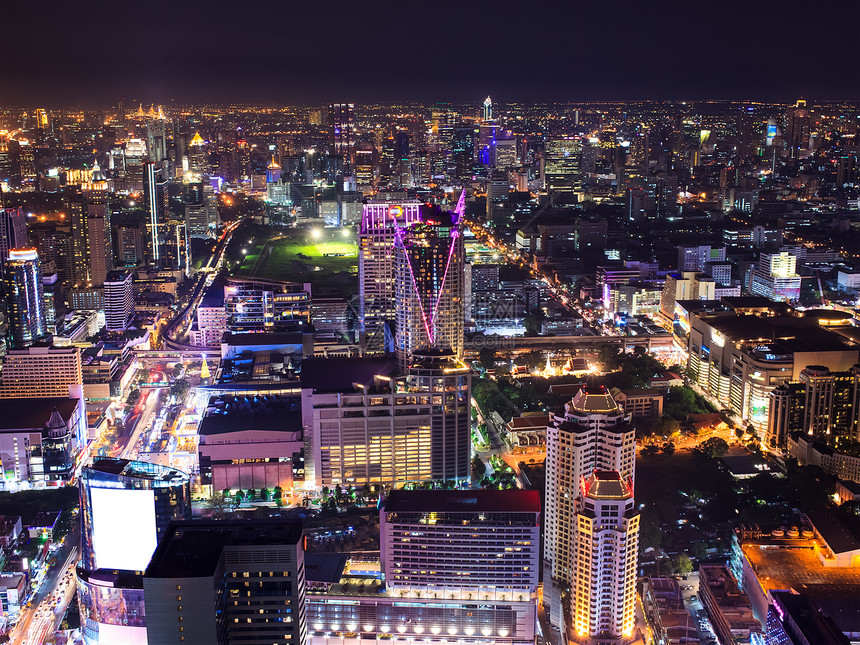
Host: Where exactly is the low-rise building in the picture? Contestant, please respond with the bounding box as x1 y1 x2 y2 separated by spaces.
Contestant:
698 565 761 645
611 388 664 418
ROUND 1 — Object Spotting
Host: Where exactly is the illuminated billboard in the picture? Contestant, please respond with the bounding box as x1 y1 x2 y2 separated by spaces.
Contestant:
91 488 157 572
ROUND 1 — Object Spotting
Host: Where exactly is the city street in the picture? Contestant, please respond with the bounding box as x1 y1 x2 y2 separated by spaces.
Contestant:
10 524 81 645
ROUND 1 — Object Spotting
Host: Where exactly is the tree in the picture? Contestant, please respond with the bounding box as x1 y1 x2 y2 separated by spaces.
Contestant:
234 490 245 504
246 488 256 502
335 484 343 501
642 445 660 456
273 486 283 500
260 488 270 502
661 442 676 456
478 347 497 370
206 492 230 519
172 363 184 377
126 389 141 406
671 553 694 575
700 437 729 458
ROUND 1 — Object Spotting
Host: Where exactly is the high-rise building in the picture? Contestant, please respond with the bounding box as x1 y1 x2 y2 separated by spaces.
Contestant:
143 519 307 645
144 161 163 264
677 245 726 272
0 345 82 399
380 489 540 595
749 251 801 302
569 471 639 643
544 384 635 587
330 103 355 168
302 350 471 487
3 248 48 348
0 207 27 263
358 200 423 351
394 203 464 368
104 269 133 332
659 271 716 322
545 137 582 196
76 458 192 645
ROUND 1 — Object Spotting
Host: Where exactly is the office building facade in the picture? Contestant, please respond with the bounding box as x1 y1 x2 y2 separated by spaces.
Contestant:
302 350 471 488
394 205 464 368
143 520 307 645
3 248 48 348
104 269 134 332
0 345 82 399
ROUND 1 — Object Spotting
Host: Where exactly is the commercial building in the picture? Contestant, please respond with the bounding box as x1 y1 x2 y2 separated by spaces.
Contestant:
380 489 540 595
394 205 464 368
143 519 306 645
301 349 471 488
189 284 228 347
0 345 83 399
77 458 192 645
659 271 716 321
224 276 311 332
306 488 540 645
544 384 637 634
330 103 355 166
766 590 851 645
0 207 27 263
677 245 726 272
198 395 304 492
358 201 424 350
569 471 639 644
788 434 860 484
698 565 761 645
749 252 802 302
685 309 859 432
767 365 860 450
0 397 85 488
3 248 48 348
103 269 133 332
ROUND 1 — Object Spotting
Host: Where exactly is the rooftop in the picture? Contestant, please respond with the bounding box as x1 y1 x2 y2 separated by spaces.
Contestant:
0 398 79 431
200 395 302 436
740 541 860 592
87 457 191 486
807 508 860 555
383 489 540 514
145 519 303 578
301 355 399 393
582 470 632 500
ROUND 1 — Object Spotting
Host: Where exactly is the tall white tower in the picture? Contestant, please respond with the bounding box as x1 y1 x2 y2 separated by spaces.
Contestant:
543 383 637 632
571 470 639 644
483 96 493 121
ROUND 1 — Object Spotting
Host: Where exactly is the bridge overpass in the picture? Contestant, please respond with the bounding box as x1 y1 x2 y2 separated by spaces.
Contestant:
463 333 675 353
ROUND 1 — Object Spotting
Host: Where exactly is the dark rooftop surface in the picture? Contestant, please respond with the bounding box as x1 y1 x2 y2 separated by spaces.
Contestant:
807 509 860 555
145 519 303 578
301 355 399 393
0 398 79 431
383 489 540 514
304 553 349 584
771 590 850 645
704 315 854 352
200 395 302 436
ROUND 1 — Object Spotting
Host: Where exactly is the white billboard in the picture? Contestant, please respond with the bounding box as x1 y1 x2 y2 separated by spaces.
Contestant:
91 487 157 572
99 624 148 645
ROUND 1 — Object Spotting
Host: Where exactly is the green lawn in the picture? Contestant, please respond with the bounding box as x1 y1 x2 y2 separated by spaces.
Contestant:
255 233 358 297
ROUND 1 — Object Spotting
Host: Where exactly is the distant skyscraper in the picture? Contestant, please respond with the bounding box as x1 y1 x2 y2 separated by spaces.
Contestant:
545 137 582 196
330 102 355 168
3 248 48 348
143 161 162 263
785 99 810 159
358 200 423 351
104 270 133 331
483 95 493 121
0 207 27 263
394 200 465 368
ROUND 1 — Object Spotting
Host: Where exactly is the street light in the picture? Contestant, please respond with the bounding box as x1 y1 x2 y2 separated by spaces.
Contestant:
311 229 321 240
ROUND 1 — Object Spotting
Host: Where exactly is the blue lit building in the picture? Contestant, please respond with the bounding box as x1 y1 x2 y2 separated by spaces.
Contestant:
3 248 48 348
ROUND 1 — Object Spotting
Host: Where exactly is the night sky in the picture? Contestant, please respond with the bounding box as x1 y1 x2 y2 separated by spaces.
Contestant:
1 0 858 106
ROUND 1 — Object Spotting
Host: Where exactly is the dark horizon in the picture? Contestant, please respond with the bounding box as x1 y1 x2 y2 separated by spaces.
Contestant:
1 0 859 107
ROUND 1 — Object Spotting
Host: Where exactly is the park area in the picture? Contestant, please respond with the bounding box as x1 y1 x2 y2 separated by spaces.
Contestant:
236 228 358 297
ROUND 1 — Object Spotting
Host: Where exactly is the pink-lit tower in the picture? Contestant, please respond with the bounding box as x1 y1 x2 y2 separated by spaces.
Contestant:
394 196 465 369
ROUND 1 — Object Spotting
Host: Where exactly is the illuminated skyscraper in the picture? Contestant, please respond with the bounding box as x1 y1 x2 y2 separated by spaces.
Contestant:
545 137 582 196
570 471 639 644
358 200 423 351
3 248 48 348
83 164 113 285
104 270 133 332
544 384 636 630
77 458 192 645
393 199 465 368
330 102 355 167
0 207 27 264
483 95 493 121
